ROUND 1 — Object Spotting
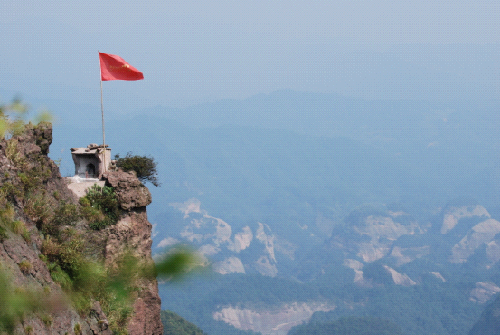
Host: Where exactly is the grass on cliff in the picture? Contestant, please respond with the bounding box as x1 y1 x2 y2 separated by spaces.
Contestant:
0 267 49 334
79 184 120 230
0 107 197 334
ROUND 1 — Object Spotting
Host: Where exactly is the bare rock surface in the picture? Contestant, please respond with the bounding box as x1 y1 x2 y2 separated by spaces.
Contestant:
441 205 490 234
213 302 335 335
213 256 246 274
353 215 415 263
103 170 152 210
470 282 500 304
383 265 416 286
450 218 500 263
169 199 283 277
101 171 162 335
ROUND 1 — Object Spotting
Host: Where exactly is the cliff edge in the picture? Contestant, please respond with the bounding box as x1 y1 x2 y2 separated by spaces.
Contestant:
0 122 162 335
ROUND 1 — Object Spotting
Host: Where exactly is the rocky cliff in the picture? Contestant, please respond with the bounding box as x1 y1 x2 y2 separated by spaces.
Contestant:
0 122 162 334
102 170 163 335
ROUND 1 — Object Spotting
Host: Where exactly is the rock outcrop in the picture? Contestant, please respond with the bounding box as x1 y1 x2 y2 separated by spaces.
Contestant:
168 198 283 276
102 170 162 335
0 123 162 334
450 218 500 264
213 302 335 335
103 170 152 210
469 282 500 304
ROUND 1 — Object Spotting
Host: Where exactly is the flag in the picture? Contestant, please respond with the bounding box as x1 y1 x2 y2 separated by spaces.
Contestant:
99 52 144 81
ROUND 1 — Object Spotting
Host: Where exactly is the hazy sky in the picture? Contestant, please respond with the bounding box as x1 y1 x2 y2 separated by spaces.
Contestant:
1 0 499 112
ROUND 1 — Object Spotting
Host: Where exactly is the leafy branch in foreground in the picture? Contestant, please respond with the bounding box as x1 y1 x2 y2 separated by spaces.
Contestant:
154 246 203 281
0 98 52 139
114 152 160 187
0 245 201 334
0 266 55 334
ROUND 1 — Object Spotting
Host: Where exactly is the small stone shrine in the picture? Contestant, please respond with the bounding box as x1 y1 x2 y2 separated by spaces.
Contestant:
71 143 112 180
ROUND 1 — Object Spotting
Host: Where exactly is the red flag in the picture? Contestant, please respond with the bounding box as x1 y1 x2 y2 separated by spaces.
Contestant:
99 52 144 81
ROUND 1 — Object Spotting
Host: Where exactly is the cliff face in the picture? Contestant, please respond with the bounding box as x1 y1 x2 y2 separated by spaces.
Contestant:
0 123 162 335
102 170 163 335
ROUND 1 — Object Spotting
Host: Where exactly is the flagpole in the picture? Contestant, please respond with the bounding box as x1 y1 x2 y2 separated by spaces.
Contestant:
99 51 106 175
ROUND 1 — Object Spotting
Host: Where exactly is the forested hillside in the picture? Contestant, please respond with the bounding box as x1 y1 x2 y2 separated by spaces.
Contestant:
289 316 403 335
44 92 500 335
161 310 206 335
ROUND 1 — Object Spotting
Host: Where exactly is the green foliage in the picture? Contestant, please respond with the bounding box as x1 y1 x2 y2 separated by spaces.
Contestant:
48 263 73 291
0 267 45 334
42 234 85 280
0 203 15 241
18 260 32 275
0 181 23 202
73 323 82 335
40 238 199 334
11 220 25 235
24 192 54 229
21 229 31 243
52 201 80 226
9 219 31 243
0 99 198 332
0 98 52 139
161 310 206 335
155 246 202 281
80 184 119 230
0 203 13 219
5 140 25 166
115 152 160 187
0 226 7 242
41 235 135 332
40 313 52 327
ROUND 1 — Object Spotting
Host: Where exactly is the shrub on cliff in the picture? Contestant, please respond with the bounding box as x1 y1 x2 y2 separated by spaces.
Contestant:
115 152 160 187
80 184 120 230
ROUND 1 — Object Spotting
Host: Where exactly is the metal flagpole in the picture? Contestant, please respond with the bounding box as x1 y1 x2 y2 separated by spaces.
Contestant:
99 51 106 175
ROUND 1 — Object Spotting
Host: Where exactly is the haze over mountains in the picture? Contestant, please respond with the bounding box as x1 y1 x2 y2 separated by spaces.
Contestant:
47 90 499 207
30 90 500 334
2 1 499 333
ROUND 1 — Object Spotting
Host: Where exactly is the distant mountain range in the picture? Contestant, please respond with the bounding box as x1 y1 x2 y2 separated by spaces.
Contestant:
43 90 500 334
157 197 500 334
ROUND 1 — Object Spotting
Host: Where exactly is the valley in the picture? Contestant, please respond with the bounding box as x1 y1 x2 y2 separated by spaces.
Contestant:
47 92 500 334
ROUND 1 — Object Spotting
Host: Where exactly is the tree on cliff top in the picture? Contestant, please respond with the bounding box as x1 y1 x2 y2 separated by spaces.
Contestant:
115 152 160 187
